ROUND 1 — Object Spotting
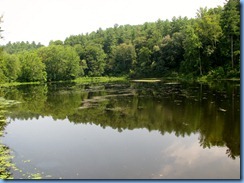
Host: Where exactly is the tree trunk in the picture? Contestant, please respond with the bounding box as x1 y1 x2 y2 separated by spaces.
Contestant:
199 49 202 76
231 35 234 69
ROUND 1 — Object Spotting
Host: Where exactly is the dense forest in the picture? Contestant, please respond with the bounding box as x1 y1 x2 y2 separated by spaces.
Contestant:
0 0 240 83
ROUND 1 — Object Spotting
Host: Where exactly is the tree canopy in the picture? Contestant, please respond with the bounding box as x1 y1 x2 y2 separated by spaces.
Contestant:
0 0 240 83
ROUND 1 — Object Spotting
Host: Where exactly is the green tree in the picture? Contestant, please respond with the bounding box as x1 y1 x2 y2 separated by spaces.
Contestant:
80 44 106 76
0 1 239 81
18 51 47 82
103 28 116 55
110 43 136 76
160 35 174 72
135 47 152 77
221 0 240 69
195 7 223 72
4 41 43 54
73 44 87 76
64 34 87 46
49 40 63 46
0 55 8 83
38 45 81 81
171 16 188 35
181 25 202 75
1 52 20 82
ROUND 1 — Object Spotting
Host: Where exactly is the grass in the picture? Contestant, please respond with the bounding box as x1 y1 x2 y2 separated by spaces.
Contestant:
73 76 128 83
0 81 41 87
131 78 162 83
0 77 128 87
0 75 239 88
197 75 240 84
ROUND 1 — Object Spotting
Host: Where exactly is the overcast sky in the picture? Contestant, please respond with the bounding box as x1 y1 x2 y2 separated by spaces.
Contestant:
0 0 226 45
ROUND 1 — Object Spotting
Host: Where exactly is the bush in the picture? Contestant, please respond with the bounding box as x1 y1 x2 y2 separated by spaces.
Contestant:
207 67 225 80
227 69 240 78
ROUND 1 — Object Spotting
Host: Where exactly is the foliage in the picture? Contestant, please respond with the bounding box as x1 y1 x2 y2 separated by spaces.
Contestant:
181 25 202 75
0 144 15 179
1 53 20 82
0 0 240 83
38 45 81 81
74 76 127 84
207 67 225 80
220 0 240 69
49 40 63 46
17 51 47 82
226 68 240 78
80 44 106 76
109 43 136 76
4 41 43 54
0 51 20 83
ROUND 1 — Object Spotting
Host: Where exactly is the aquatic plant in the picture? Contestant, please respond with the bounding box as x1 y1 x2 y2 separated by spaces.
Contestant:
0 98 20 179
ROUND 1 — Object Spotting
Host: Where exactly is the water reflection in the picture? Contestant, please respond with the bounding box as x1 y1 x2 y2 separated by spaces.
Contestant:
0 80 240 179
3 117 240 179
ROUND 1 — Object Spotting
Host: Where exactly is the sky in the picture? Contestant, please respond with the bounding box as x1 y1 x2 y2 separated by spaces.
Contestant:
0 0 227 45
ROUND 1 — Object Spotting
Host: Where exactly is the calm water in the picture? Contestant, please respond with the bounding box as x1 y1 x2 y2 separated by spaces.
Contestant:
0 80 240 179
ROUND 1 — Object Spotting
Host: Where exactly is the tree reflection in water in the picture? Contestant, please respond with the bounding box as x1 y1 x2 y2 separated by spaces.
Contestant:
1 80 240 159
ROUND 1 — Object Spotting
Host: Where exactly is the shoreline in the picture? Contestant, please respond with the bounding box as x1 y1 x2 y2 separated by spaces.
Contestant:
0 76 240 87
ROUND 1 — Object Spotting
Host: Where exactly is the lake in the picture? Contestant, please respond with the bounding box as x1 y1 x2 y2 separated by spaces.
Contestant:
0 80 240 179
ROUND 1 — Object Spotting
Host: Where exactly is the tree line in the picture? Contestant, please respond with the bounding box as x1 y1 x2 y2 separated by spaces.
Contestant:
0 0 240 83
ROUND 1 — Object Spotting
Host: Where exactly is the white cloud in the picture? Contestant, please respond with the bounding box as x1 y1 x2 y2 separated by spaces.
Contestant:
152 136 240 179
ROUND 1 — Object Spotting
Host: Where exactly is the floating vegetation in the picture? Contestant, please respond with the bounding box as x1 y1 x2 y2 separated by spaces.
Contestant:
105 107 124 112
131 79 161 83
0 143 16 179
219 108 227 112
22 159 31 163
164 82 180 85
79 96 108 109
0 98 21 179
0 97 21 106
79 91 134 110
30 173 42 179
74 76 127 84
0 97 44 179
0 82 41 88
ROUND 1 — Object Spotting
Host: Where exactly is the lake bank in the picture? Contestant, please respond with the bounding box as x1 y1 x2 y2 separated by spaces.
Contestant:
0 77 128 87
0 75 240 88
